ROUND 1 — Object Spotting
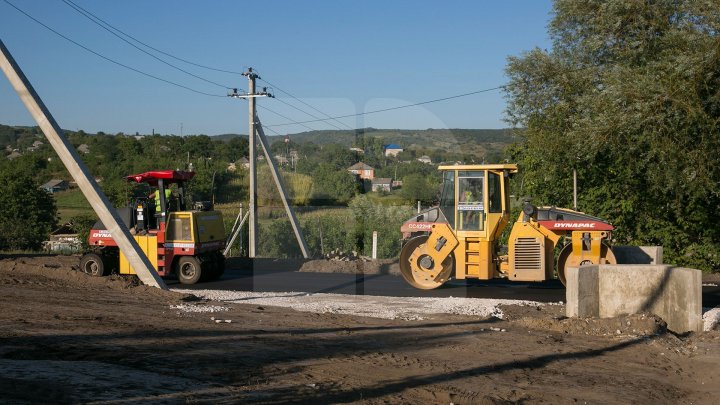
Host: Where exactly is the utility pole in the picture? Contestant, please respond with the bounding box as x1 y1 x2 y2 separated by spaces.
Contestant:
228 72 309 259
246 68 258 257
573 168 578 211
229 68 269 257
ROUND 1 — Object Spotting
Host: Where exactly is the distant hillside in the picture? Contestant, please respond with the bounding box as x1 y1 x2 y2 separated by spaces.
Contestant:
266 128 517 157
212 133 248 142
267 128 511 145
1 123 517 159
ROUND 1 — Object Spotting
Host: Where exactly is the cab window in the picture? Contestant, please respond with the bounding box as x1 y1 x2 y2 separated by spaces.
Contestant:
488 172 502 213
457 171 484 231
439 171 455 227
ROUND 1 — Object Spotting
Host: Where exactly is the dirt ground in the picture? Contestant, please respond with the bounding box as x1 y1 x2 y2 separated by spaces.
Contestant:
1 255 719 404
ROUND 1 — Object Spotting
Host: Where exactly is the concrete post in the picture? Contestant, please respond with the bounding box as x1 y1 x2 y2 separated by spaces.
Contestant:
254 115 310 258
246 69 257 258
372 231 378 259
0 40 166 289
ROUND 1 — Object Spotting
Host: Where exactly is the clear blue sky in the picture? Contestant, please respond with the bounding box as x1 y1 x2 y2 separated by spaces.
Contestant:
0 0 553 136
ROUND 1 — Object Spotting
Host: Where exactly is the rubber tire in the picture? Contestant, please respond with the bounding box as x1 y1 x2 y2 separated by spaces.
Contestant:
80 253 108 277
177 256 203 285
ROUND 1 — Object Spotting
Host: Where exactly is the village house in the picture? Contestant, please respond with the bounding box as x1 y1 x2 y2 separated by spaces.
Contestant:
41 179 69 193
371 177 392 192
384 144 403 157
417 155 432 164
27 140 44 151
347 162 374 180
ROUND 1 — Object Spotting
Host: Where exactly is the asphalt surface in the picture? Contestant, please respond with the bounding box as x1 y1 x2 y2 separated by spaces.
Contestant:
172 263 720 308
175 267 563 303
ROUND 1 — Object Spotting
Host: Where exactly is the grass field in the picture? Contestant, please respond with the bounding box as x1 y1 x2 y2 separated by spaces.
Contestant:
53 189 92 223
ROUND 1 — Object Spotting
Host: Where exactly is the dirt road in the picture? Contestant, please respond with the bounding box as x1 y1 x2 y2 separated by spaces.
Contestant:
1 255 719 404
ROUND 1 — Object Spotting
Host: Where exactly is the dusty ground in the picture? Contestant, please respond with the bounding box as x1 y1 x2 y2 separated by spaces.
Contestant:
1 255 719 404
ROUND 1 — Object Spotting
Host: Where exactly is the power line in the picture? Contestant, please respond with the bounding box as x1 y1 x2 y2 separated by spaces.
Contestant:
62 0 244 76
260 77 354 130
270 97 345 131
264 85 506 128
2 0 226 97
61 0 232 90
257 105 318 133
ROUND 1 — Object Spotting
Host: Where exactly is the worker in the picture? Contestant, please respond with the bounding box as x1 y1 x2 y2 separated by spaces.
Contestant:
461 180 482 229
149 187 172 212
148 187 172 228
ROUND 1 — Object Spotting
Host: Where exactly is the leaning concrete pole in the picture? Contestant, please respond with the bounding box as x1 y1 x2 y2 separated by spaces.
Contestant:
255 114 310 258
0 39 166 289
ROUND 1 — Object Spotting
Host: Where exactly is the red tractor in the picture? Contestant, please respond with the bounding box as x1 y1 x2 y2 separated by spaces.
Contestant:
79 170 226 284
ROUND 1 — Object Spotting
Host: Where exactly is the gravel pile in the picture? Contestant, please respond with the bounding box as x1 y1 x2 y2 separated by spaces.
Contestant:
703 307 720 331
174 289 546 321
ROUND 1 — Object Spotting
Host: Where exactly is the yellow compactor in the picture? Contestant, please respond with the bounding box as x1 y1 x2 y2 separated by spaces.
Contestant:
399 164 616 289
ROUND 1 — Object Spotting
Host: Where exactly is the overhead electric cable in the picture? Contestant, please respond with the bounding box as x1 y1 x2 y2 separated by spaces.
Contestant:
62 0 244 76
61 0 232 90
265 85 506 128
2 0 226 97
270 97 345 130
257 105 318 132
260 77 354 130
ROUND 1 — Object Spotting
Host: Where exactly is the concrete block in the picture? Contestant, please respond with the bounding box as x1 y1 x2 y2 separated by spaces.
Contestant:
613 246 663 265
566 264 702 333
566 265 599 318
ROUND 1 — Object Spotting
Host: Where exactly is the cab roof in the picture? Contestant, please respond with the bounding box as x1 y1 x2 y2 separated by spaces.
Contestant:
125 170 195 186
437 164 518 173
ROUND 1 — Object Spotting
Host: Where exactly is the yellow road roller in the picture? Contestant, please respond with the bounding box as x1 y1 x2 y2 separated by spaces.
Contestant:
399 164 616 289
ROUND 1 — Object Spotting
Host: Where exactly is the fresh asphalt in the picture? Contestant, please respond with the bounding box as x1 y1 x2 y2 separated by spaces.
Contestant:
173 268 567 302
171 261 720 308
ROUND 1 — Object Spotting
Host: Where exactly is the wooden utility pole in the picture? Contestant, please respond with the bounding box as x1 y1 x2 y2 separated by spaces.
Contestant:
0 39 166 289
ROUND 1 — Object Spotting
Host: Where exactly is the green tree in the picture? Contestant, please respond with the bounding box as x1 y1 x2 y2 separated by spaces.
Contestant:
222 136 249 162
311 163 359 204
505 0 720 271
0 170 57 250
348 195 414 258
400 174 437 204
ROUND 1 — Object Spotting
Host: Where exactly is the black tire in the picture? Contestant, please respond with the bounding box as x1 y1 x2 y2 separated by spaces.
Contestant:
176 256 203 285
80 252 108 277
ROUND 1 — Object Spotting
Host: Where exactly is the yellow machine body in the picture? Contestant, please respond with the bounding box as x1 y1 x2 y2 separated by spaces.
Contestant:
120 210 225 276
399 164 616 289
119 234 158 275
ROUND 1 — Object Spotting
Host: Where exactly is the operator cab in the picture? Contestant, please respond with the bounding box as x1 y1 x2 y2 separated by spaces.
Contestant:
126 170 195 232
438 164 517 236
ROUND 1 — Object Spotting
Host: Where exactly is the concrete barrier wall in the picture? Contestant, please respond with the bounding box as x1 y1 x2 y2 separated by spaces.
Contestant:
566 264 702 333
613 246 663 265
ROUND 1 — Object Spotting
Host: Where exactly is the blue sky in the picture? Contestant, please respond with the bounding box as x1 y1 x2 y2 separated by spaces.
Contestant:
0 1 553 136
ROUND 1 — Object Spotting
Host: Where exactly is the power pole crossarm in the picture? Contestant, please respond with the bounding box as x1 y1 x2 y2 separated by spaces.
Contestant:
0 39 166 289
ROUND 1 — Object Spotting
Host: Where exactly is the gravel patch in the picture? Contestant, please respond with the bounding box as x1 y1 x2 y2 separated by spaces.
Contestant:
170 303 229 313
703 307 720 331
176 289 545 321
